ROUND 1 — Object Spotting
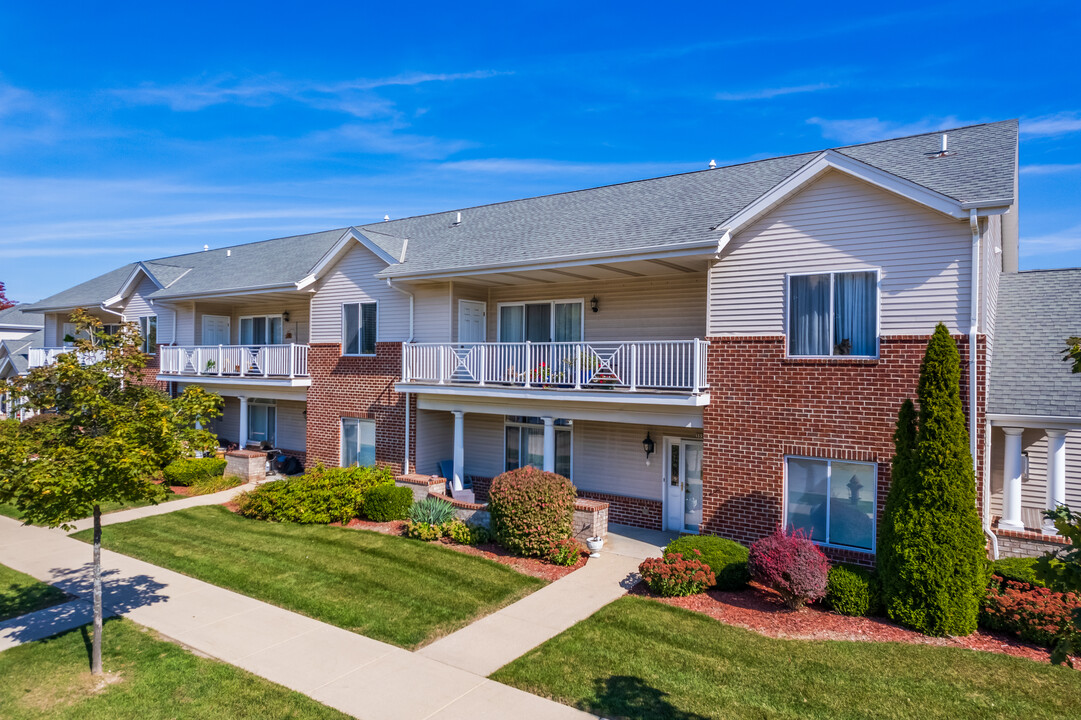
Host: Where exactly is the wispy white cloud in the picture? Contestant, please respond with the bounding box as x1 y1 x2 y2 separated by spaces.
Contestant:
1019 223 1081 258
806 115 978 144
1019 163 1081 175
112 70 508 113
1020 112 1081 138
303 123 474 159
716 83 834 101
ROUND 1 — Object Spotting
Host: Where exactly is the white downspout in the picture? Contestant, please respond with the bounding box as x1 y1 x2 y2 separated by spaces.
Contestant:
387 278 415 474
970 209 998 559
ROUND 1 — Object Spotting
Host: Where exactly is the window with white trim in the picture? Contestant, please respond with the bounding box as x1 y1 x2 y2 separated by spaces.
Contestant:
247 399 276 446
787 271 878 357
138 316 157 354
342 417 376 467
785 456 876 551
504 416 572 478
498 301 582 343
342 302 377 355
239 315 283 346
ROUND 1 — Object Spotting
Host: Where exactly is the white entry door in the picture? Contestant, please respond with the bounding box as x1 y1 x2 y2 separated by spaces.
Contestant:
202 315 231 345
458 301 486 344
664 439 703 533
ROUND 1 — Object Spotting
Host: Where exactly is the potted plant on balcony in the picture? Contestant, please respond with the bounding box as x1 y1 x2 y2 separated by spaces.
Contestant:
204 359 216 374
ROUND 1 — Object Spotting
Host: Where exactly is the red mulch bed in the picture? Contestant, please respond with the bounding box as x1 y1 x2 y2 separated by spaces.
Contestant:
340 518 586 581
629 580 1077 666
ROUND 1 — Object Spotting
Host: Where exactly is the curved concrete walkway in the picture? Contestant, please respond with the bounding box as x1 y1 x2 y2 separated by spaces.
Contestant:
0 510 669 719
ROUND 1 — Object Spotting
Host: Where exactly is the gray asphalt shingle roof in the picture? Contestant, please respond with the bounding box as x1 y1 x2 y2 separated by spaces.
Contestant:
0 305 44 328
0 330 42 376
989 269 1081 418
25 120 1017 305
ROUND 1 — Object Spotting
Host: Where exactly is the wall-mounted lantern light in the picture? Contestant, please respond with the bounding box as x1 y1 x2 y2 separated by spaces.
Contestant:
590 296 599 313
282 311 291 322
642 432 655 460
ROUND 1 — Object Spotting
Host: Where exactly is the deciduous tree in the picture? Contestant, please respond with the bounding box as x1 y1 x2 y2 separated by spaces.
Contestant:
0 309 221 674
0 282 14 311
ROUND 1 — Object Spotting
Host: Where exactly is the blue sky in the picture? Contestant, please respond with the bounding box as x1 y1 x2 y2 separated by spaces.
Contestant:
1 1 1079 302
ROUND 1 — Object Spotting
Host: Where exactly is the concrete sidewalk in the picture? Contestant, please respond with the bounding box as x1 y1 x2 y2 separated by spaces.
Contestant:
418 525 670 676
0 515 598 719
66 479 261 533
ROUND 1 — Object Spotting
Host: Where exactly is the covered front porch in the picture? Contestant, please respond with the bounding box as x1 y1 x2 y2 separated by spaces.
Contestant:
410 391 705 533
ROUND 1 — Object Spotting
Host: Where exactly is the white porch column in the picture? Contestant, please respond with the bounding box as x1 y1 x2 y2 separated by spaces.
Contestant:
451 410 465 492
1044 429 1068 533
542 416 556 473
1000 427 1025 532
238 396 249 449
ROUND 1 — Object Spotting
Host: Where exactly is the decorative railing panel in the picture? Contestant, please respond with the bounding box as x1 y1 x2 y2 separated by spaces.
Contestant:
159 344 310 379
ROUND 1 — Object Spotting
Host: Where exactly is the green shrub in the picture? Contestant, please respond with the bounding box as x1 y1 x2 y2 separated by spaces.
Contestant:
991 557 1047 588
825 564 882 616
363 485 413 521
445 519 491 545
488 466 576 557
163 457 226 487
409 497 456 525
878 325 989 636
236 464 394 524
404 521 444 541
665 535 749 590
546 538 582 566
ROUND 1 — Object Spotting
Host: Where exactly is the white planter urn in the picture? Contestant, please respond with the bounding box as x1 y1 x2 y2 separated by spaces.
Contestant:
586 536 604 558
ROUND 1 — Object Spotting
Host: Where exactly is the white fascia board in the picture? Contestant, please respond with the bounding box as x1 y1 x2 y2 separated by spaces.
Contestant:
375 240 724 282
721 151 969 236
149 283 300 301
158 375 312 391
987 413 1081 430
397 382 710 407
304 228 396 285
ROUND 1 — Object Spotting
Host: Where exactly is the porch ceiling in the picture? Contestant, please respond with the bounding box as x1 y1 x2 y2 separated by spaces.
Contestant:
167 379 309 402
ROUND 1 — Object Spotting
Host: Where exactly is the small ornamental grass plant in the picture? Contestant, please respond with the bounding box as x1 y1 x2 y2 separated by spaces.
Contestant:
488 466 576 557
981 576 1081 647
409 496 457 525
748 528 830 609
639 550 716 597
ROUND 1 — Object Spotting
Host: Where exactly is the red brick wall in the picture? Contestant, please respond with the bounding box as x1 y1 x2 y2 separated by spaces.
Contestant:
305 342 416 473
132 346 169 392
576 490 663 531
701 334 987 565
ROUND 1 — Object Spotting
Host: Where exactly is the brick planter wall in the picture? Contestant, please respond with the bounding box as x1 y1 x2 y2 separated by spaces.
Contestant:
225 449 265 483
305 342 416 473
701 334 987 565
994 527 1070 559
576 490 663 531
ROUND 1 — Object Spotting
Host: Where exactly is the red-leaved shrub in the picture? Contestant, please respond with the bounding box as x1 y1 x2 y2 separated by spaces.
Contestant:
748 527 830 608
488 466 576 557
981 576 1081 646
639 550 716 597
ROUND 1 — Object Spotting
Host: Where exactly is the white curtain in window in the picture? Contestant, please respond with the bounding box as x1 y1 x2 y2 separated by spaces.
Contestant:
833 272 876 356
554 302 582 342
499 306 524 342
789 275 830 356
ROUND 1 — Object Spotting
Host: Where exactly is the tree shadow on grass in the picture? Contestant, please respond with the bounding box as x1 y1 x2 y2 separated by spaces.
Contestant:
588 675 711 720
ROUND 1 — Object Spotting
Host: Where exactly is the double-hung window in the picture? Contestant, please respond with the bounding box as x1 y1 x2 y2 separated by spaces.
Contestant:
787 270 878 357
498 301 582 343
239 315 283 346
138 316 157 354
785 456 876 551
504 416 572 478
342 417 376 467
342 302 377 356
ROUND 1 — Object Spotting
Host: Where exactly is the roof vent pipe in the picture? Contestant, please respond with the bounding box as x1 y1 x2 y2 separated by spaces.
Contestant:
453 211 462 225
942 133 948 153
708 159 717 169
227 249 231 257
203 244 209 252
384 214 390 222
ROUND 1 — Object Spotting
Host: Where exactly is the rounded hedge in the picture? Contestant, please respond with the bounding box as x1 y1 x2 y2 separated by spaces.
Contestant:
990 557 1047 588
825 564 882 617
362 485 413 521
163 457 226 487
488 466 576 557
664 535 749 590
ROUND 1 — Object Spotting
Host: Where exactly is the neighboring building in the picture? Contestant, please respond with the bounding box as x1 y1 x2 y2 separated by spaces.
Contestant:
0 307 43 420
24 119 1073 563
987 269 1081 558
0 305 44 343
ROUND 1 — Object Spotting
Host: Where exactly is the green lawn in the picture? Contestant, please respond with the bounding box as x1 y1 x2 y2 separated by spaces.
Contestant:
0 618 350 719
492 596 1081 720
72 505 545 648
0 563 69 622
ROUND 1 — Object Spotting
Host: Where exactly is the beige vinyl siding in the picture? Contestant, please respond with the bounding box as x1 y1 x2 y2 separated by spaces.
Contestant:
415 409 454 476
121 274 158 322
452 283 489 341
173 302 196 346
413 283 452 343
276 399 307 451
989 427 1081 519
310 243 409 343
189 300 311 345
486 274 706 341
210 397 241 446
710 170 972 336
981 214 1002 339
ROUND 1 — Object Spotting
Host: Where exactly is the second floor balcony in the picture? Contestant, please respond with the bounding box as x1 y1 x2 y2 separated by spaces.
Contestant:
160 344 310 380
401 339 708 395
28 347 106 369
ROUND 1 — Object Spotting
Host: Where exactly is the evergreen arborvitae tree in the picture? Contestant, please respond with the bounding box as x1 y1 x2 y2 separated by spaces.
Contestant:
878 323 988 636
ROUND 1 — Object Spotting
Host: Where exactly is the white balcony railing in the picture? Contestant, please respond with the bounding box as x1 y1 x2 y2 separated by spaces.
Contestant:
28 347 107 369
402 339 708 393
160 344 310 379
